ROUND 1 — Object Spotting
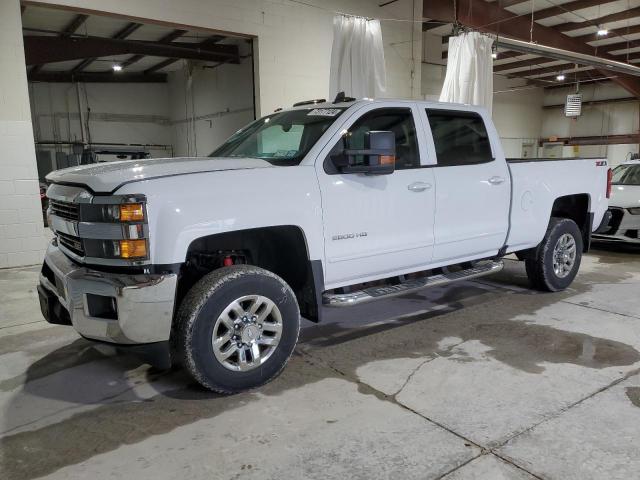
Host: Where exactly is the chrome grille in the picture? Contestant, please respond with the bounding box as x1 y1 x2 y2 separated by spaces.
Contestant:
50 200 80 221
57 232 85 257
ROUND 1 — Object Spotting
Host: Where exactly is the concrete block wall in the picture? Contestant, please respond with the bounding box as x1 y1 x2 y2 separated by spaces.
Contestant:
0 0 51 268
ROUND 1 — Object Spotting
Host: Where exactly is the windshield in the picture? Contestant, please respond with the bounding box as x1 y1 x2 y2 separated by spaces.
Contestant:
210 107 346 165
612 164 640 185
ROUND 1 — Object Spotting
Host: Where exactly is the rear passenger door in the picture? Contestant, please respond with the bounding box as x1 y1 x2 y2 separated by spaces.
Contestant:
422 108 510 263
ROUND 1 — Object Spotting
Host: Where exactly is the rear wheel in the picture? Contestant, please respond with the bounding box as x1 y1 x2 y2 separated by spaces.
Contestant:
525 217 583 292
175 265 300 393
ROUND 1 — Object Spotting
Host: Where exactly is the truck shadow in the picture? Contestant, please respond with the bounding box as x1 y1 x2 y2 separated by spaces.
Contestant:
2 258 640 480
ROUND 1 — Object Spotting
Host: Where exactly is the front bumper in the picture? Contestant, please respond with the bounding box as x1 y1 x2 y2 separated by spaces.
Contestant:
38 241 177 344
592 207 640 244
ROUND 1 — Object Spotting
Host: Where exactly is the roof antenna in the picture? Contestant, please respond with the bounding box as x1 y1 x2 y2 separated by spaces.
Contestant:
333 91 356 104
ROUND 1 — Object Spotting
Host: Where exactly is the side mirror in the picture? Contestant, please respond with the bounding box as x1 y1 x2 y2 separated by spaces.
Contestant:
332 131 396 175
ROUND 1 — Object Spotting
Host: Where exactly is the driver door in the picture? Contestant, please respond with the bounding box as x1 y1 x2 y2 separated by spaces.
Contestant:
316 103 436 289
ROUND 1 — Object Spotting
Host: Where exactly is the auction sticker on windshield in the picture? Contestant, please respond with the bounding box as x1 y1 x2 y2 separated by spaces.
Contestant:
307 108 342 116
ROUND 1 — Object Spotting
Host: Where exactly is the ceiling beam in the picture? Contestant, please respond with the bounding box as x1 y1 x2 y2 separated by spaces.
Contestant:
543 96 636 108
572 23 640 43
423 20 447 32
508 63 588 78
24 35 240 66
72 22 143 73
597 38 640 55
516 69 607 83
555 6 640 32
494 57 558 72
494 0 530 7
540 134 640 146
140 33 226 73
544 75 615 88
532 0 619 22
61 14 88 37
144 58 179 74
424 0 640 97
443 48 521 60
31 14 89 75
28 71 167 83
108 28 186 71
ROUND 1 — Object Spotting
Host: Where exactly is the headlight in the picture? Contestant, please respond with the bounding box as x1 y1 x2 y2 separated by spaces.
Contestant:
80 201 147 223
629 207 640 215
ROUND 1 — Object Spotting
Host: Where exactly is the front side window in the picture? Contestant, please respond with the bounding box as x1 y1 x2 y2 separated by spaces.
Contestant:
612 164 640 185
211 108 346 166
427 109 493 167
345 108 420 170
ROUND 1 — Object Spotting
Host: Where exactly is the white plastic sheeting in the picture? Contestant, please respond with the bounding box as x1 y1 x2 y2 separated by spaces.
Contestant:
330 14 386 99
440 32 494 112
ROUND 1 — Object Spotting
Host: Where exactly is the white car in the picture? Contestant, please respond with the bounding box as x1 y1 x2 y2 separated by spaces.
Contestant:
593 160 640 244
38 97 610 392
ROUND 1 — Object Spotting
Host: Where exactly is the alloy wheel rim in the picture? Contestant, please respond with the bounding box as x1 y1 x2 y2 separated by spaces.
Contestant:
552 233 577 278
212 295 283 372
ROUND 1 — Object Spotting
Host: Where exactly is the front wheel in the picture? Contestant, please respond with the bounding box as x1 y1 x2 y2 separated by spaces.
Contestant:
525 217 583 292
175 265 300 393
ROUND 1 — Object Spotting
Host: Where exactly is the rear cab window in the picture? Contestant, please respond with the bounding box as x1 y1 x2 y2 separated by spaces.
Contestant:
426 109 493 167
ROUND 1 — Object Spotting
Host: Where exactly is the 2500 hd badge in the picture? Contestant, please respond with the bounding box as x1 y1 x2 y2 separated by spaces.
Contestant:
332 232 368 241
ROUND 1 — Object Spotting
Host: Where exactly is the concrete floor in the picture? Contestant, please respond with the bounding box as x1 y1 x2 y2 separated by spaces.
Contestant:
1 245 639 480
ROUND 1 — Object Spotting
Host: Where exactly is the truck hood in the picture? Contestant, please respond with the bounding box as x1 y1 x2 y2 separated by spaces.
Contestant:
45 157 274 193
610 184 640 209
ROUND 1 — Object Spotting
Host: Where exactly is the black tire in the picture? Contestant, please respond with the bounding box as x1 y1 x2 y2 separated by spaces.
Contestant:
175 265 300 393
525 217 583 292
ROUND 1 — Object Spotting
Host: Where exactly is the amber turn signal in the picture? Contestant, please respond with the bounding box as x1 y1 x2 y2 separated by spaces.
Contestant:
119 203 145 222
119 239 148 259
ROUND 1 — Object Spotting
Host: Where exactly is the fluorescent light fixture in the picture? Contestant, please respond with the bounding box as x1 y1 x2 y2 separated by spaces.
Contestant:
597 28 608 36
112 64 123 72
556 74 566 81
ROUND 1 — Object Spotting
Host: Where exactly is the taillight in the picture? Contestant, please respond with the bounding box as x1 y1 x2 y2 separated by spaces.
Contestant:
606 168 613 199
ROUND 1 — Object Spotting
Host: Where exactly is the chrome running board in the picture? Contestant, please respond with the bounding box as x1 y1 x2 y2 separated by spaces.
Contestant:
323 260 504 307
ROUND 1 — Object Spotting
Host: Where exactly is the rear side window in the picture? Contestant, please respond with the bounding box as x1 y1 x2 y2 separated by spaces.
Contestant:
426 109 493 167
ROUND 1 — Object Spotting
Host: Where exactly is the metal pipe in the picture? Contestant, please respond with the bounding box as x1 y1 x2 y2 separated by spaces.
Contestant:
75 83 86 144
495 37 640 78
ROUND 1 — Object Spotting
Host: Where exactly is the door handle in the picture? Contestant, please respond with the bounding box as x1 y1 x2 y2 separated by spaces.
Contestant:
407 182 432 192
488 176 505 185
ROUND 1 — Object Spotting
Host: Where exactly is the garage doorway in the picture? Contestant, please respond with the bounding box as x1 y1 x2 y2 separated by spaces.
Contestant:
21 2 256 209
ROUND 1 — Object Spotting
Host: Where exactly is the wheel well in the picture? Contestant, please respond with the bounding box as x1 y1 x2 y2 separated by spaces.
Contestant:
550 193 591 252
176 226 323 323
515 193 592 260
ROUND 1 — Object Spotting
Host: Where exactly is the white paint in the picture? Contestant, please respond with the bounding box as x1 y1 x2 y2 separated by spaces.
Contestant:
0 0 50 269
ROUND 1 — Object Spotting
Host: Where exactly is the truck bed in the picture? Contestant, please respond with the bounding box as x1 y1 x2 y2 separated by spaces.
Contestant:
505 157 609 253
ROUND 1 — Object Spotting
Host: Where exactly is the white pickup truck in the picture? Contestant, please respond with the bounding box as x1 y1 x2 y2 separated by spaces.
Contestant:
39 97 611 393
